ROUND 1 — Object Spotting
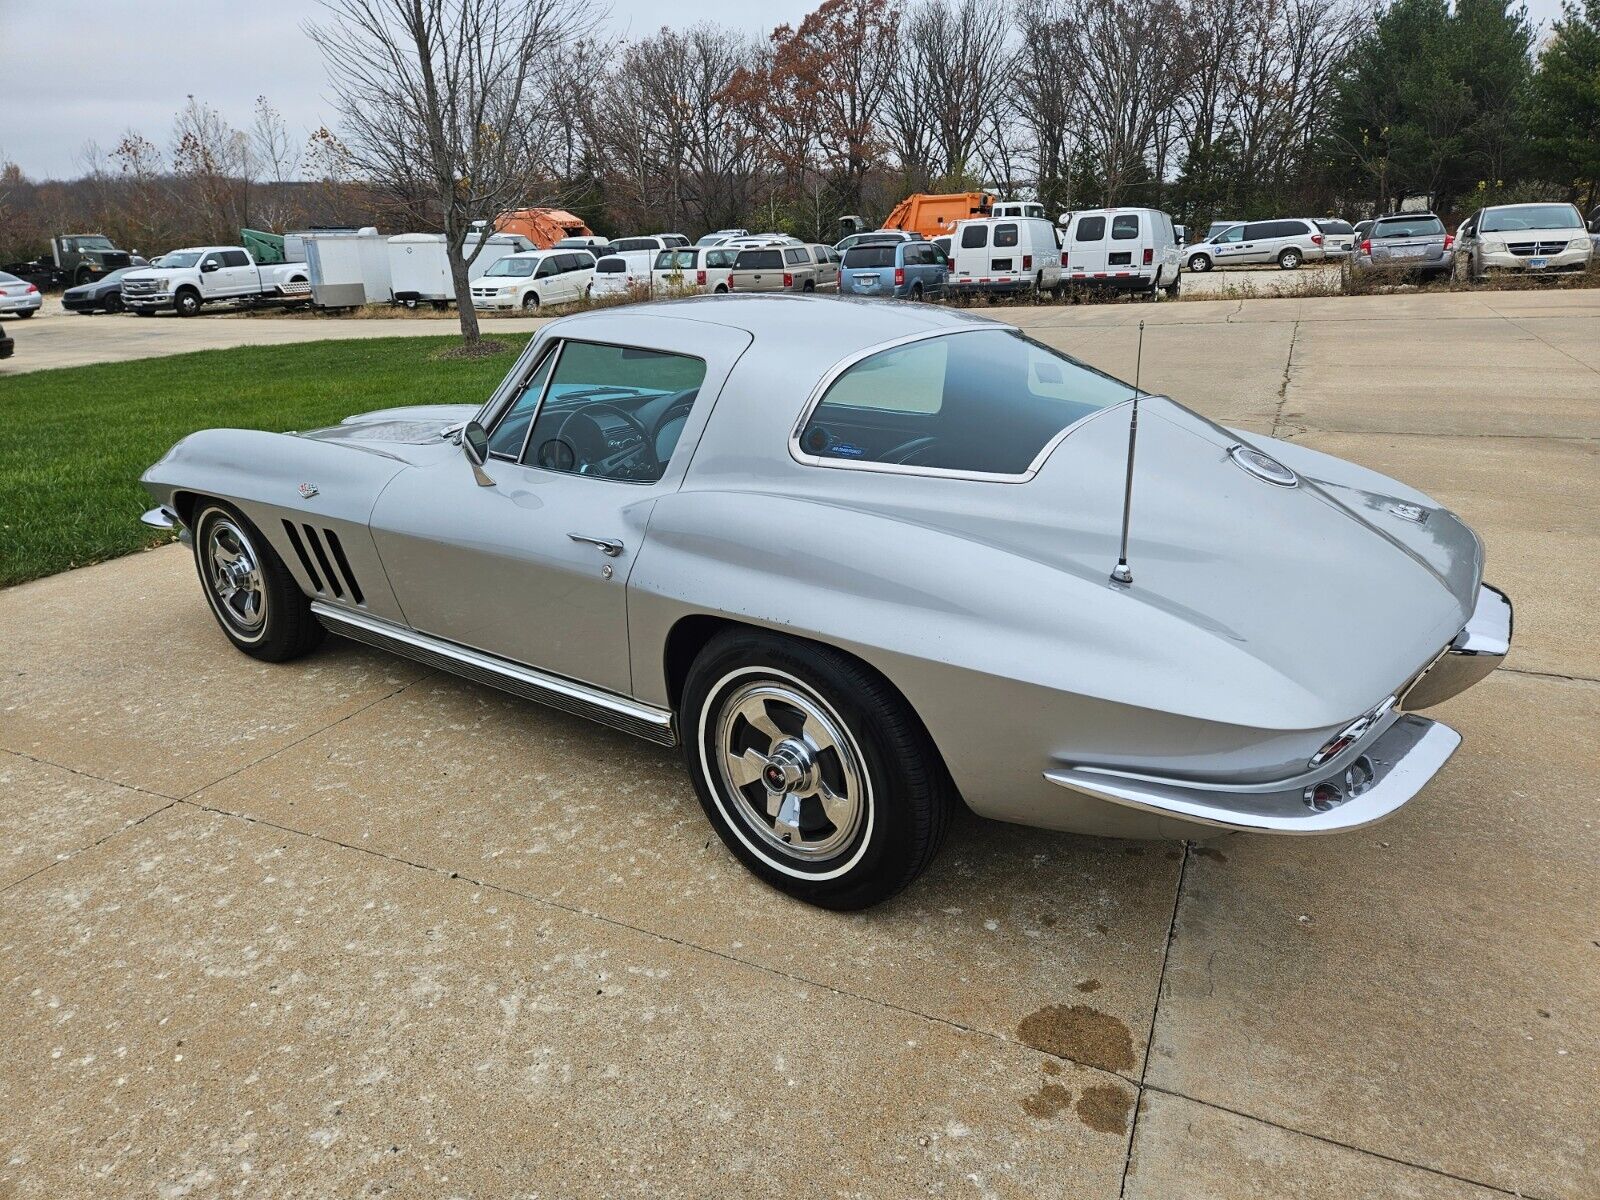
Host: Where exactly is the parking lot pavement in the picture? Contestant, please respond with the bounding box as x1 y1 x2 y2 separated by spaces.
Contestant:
0 297 548 374
1 288 1597 1198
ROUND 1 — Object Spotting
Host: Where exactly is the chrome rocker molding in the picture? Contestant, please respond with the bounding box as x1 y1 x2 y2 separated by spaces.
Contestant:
311 602 677 747
1045 714 1462 834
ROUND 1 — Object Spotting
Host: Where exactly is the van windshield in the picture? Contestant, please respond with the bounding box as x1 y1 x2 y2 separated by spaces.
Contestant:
1480 205 1582 232
484 257 538 277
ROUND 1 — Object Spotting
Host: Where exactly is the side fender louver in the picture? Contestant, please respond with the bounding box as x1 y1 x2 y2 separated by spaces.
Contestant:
281 519 365 606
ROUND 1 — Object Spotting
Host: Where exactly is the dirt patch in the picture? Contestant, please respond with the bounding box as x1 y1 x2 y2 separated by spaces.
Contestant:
432 338 514 361
1016 1005 1136 1073
1075 979 1102 993
1020 1082 1074 1120
1192 845 1229 863
1076 1082 1135 1135
1042 1060 1062 1076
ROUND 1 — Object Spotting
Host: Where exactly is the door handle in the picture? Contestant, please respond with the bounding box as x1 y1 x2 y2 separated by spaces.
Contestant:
569 533 623 557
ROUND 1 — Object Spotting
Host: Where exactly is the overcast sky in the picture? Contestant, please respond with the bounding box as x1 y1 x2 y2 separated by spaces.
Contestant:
0 0 1572 180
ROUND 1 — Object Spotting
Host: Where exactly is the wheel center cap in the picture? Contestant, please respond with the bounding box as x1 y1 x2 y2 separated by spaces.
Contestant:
222 558 255 588
764 740 815 793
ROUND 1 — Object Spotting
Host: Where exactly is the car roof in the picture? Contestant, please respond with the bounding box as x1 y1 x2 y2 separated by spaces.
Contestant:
547 293 994 353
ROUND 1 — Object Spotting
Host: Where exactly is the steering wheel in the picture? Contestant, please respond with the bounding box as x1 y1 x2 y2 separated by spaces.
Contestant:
651 387 699 442
882 435 939 466
553 402 659 476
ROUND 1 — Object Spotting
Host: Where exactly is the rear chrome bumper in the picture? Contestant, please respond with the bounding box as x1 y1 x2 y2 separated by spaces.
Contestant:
1400 583 1512 710
1045 714 1460 834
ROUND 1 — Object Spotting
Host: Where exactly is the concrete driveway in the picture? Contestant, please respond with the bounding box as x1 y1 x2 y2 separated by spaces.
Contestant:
1 289 1596 1198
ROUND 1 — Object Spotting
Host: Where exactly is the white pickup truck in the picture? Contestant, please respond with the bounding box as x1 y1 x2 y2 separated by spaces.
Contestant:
120 246 311 316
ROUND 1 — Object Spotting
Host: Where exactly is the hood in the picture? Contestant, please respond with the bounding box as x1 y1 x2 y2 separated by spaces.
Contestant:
294 404 480 463
1017 398 1477 722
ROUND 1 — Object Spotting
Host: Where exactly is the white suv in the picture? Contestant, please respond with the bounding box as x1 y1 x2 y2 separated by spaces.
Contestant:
470 249 596 311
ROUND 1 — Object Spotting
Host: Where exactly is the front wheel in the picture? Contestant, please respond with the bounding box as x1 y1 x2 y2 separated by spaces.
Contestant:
174 289 202 317
1278 248 1302 270
1187 253 1212 272
521 292 540 311
682 630 952 910
192 502 325 662
105 294 123 314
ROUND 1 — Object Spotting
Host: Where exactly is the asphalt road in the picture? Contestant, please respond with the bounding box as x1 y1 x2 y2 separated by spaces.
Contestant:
1 287 1596 1198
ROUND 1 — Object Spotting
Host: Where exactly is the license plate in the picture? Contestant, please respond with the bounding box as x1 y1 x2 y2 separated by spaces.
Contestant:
1396 247 1424 258
1529 257 1547 268
855 275 878 288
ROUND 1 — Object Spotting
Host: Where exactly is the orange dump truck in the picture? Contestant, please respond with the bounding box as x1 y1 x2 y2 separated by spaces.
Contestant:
880 192 994 238
495 208 594 248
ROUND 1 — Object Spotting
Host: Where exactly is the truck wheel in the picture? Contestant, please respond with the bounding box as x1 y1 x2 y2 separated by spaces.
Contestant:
682 629 952 910
174 289 202 317
74 267 93 287
192 501 324 662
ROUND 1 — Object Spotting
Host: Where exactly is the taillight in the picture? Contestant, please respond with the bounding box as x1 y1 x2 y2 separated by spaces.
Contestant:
1022 254 1032 270
1360 239 1372 254
894 267 905 286
1060 251 1069 266
696 269 706 285
784 272 793 287
1444 233 1454 251
1311 233 1323 246
1142 248 1153 265
26 284 39 294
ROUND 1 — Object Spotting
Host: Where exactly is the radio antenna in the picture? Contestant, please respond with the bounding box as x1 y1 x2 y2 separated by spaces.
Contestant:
1110 320 1145 586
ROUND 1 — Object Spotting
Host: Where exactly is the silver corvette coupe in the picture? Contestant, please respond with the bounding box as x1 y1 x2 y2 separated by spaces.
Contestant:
141 296 1511 909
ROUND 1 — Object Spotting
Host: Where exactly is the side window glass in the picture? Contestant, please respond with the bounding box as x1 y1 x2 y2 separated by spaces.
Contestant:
1074 215 1106 241
524 342 708 483
960 224 988 249
1111 215 1139 239
1218 226 1244 243
487 346 557 459
535 257 558 278
221 250 249 267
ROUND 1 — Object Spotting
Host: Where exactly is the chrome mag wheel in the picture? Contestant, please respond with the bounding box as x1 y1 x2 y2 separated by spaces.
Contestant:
713 678 867 863
203 515 267 638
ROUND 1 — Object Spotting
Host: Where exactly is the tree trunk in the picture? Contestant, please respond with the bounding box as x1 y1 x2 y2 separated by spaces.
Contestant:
446 236 482 345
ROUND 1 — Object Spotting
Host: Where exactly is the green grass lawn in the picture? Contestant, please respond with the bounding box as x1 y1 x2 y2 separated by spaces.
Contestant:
0 334 531 587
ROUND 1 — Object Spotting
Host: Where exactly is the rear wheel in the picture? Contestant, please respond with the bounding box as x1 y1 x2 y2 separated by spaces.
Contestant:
909 282 923 301
714 283 729 294
803 280 816 293
1163 273 1181 298
192 502 324 662
1187 253 1212 272
682 630 952 910
1278 247 1302 270
16 309 34 318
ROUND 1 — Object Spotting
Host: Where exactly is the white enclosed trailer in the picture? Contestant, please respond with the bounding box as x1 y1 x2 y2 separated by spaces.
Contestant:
386 232 532 307
303 228 393 308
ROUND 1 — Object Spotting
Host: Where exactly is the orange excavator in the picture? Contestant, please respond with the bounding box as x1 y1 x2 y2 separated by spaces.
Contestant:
879 192 994 238
495 208 594 248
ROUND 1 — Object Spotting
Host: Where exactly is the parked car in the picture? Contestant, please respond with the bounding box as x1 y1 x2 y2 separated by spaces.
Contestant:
139 296 1512 909
1185 218 1325 271
0 321 13 359
835 228 919 255
809 243 842 290
1453 202 1593 279
0 271 43 318
947 215 1065 295
1316 218 1357 255
607 236 676 257
591 252 656 300
730 244 835 293
932 234 952 262
121 246 311 316
553 236 611 252
1174 223 1187 244
1059 208 1181 297
61 266 139 313
838 239 947 299
657 233 692 249
1352 220 1373 247
697 228 749 247
1588 205 1600 254
1205 220 1242 241
653 246 739 295
469 249 596 310
1346 213 1453 281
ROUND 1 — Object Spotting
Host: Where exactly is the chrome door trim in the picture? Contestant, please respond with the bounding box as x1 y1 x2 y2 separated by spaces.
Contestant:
311 602 676 746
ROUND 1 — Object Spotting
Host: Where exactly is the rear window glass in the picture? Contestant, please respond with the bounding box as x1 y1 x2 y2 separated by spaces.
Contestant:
1317 219 1354 235
595 258 626 273
1111 214 1139 239
611 238 656 252
844 246 896 268
1074 216 1106 241
1372 216 1445 238
796 330 1133 477
737 250 783 269
960 224 988 249
994 223 1019 248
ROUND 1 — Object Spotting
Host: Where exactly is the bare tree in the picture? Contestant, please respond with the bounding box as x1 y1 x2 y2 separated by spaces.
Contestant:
248 96 303 232
309 0 597 344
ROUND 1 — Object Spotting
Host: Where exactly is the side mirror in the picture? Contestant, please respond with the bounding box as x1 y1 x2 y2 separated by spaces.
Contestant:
462 421 495 487
201 260 220 273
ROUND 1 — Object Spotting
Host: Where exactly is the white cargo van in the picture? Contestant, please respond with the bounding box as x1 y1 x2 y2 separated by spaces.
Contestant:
947 215 1064 295
1058 208 1181 297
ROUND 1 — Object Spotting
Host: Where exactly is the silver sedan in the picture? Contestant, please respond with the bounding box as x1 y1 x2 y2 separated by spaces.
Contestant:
140 297 1511 910
0 271 43 318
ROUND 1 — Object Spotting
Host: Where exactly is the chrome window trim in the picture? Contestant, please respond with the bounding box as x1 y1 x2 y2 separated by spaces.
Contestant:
786 326 1137 485
484 340 562 463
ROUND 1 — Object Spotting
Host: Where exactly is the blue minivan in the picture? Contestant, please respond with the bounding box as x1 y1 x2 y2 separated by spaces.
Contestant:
838 239 947 300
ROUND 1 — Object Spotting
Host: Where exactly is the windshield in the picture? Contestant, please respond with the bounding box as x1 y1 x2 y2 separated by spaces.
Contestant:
798 329 1135 477
484 257 538 277
70 236 116 252
1480 204 1582 232
1372 216 1444 238
157 252 203 269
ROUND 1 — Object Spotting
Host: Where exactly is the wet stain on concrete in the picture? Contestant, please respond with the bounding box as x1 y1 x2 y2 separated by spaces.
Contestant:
1040 913 1057 927
1075 979 1102 993
1020 1082 1074 1120
1094 923 1109 936
1042 1060 1062 1076
1192 845 1229 863
1076 1083 1135 1135
1016 1005 1136 1073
